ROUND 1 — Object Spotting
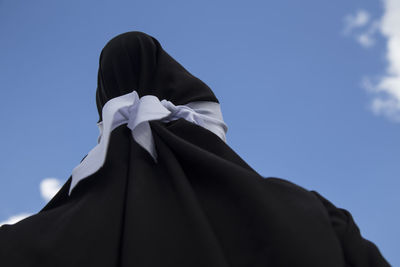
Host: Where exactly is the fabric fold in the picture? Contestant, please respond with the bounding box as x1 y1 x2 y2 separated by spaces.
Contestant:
70 90 228 194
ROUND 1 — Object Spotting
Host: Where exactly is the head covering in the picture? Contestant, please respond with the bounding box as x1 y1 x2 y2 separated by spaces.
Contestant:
0 31 390 267
96 31 218 122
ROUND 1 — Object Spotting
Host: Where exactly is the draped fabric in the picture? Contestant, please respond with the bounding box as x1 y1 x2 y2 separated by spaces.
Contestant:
0 31 390 267
96 31 218 122
70 90 227 193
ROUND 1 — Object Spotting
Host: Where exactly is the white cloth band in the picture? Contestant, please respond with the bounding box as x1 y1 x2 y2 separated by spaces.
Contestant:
69 91 228 194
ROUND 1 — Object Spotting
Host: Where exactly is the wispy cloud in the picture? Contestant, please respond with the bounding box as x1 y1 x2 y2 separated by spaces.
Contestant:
344 1 400 122
343 9 371 35
0 213 31 227
356 20 380 48
342 9 380 48
0 178 62 226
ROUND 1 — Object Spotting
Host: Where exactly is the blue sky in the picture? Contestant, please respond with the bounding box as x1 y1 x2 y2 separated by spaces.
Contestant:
0 0 398 265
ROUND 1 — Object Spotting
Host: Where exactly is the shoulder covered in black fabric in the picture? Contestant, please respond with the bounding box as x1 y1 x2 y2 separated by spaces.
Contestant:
310 190 391 267
261 176 390 266
261 176 314 196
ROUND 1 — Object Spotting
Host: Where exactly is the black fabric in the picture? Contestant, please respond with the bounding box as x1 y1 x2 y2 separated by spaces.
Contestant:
0 31 390 266
96 31 218 122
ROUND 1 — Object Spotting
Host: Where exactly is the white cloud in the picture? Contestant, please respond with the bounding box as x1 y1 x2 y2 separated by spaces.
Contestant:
366 0 400 121
344 2 400 121
342 10 380 48
343 9 370 34
356 20 380 48
0 177 62 227
0 213 31 226
357 33 375 47
40 178 62 202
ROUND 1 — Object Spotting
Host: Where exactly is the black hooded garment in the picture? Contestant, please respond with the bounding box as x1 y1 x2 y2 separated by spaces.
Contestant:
0 31 390 267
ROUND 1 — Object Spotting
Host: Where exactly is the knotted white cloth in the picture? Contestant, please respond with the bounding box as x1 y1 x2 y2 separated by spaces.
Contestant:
69 91 228 194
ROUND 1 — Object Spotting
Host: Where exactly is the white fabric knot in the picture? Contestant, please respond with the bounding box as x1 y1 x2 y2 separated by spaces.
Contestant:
69 91 227 195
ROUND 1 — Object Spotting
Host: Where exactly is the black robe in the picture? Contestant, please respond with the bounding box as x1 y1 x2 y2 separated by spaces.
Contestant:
0 31 390 267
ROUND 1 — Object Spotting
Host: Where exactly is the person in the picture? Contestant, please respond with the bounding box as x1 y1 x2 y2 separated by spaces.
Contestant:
0 31 390 267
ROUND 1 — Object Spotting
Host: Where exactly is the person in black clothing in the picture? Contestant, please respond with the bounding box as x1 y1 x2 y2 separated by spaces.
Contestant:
0 31 390 267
